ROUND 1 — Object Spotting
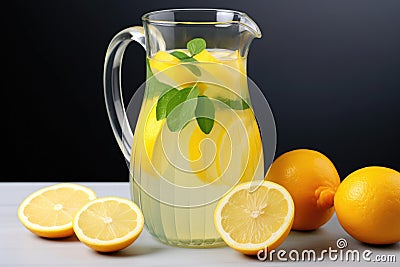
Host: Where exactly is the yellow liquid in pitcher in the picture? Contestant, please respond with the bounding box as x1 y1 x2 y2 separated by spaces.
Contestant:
130 49 264 247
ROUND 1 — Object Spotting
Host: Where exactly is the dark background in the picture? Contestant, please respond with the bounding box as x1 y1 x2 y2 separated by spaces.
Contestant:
5 0 399 182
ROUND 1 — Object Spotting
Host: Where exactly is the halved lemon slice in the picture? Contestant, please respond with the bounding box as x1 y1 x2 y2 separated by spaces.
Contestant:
214 181 295 255
18 183 96 238
73 197 144 252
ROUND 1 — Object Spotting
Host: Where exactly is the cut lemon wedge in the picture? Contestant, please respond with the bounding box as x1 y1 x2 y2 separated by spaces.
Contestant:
73 197 144 252
214 181 295 255
193 49 219 62
188 109 263 186
18 183 96 238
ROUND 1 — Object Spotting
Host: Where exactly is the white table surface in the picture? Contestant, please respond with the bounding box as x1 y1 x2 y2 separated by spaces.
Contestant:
1 182 398 267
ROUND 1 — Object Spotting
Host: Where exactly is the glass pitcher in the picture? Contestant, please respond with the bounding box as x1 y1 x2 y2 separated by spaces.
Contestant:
104 8 263 247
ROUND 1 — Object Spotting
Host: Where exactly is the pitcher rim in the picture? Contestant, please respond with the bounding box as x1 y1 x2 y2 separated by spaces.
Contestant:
142 8 262 38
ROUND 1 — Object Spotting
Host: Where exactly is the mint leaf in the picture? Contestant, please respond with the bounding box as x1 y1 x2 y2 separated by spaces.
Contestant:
187 38 206 56
170 51 191 60
180 57 197 62
170 51 197 62
170 51 201 76
187 84 200 99
156 88 179 120
166 85 199 132
183 64 201 76
165 87 191 116
215 97 250 110
195 96 215 134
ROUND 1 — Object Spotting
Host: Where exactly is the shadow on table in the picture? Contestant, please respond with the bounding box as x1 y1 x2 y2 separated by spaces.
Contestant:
39 234 80 242
37 233 164 256
96 244 164 257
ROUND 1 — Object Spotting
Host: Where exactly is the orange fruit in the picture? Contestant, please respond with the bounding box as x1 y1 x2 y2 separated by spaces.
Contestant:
334 166 400 244
265 149 340 230
73 197 144 252
18 183 96 238
214 181 294 255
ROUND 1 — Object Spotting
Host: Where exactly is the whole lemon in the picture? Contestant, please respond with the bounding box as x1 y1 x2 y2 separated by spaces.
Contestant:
334 166 400 244
266 149 341 230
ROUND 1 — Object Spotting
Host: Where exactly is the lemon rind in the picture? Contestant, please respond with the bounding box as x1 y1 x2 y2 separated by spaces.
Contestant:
214 181 295 251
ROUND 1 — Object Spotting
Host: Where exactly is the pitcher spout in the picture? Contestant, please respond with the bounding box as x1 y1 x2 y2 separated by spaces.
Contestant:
234 12 261 57
239 12 262 39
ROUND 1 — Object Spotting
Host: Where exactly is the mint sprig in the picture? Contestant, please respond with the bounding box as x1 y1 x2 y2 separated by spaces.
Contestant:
156 88 251 134
170 51 201 76
154 37 250 134
156 83 215 134
169 38 207 77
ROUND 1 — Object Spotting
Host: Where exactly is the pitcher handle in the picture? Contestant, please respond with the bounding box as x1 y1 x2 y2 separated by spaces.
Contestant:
103 26 145 162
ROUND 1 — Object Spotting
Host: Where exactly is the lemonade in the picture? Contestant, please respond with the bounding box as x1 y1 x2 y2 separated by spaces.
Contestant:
129 43 264 247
